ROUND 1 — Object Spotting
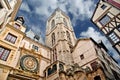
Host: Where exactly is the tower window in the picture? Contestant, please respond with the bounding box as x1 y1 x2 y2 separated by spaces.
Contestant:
99 15 110 26
80 54 84 60
108 32 120 44
0 46 10 61
66 31 71 43
51 33 55 45
101 4 107 10
51 20 55 28
63 18 67 26
5 33 17 44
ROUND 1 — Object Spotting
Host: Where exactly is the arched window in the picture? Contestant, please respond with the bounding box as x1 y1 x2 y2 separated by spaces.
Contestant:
51 20 55 28
63 18 67 26
66 31 71 43
52 64 57 73
59 64 64 71
51 33 55 45
48 68 52 76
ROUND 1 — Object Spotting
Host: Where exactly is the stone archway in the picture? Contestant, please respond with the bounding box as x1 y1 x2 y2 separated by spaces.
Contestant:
94 76 101 80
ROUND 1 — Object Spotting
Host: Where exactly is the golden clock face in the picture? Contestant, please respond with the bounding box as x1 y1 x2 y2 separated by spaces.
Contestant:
20 55 39 73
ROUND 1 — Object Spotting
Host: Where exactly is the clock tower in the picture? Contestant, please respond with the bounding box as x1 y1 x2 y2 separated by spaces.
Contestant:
45 8 76 65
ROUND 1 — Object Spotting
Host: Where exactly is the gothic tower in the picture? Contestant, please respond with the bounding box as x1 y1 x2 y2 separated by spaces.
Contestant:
45 8 76 65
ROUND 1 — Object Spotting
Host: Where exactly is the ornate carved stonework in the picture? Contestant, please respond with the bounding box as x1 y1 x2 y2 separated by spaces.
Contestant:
20 55 39 73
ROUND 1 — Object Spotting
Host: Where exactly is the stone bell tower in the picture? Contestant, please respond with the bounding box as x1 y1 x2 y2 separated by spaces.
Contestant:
45 8 76 65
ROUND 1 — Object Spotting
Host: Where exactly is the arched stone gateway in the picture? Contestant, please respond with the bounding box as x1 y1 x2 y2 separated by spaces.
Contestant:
94 76 101 80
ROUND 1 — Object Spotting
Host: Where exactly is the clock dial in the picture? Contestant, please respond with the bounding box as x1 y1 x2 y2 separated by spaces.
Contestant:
20 55 39 72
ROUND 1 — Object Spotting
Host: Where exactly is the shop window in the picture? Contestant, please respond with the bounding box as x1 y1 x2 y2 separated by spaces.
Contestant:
80 54 84 60
99 15 110 26
0 46 10 61
5 33 17 44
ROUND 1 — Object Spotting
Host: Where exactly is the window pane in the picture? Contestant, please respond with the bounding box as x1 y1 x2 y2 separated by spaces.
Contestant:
5 34 12 41
0 47 4 56
109 32 120 44
11 37 17 43
100 15 110 25
0 46 10 61
101 4 107 10
5 33 17 44
1 50 9 61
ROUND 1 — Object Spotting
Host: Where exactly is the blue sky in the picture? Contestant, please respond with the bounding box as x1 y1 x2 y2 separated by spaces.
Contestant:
17 0 120 63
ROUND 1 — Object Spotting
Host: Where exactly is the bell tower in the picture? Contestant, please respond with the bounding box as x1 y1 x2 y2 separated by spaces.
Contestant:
45 8 76 65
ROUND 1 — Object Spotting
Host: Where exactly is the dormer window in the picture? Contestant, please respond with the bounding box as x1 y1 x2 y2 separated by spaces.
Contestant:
101 4 107 10
15 16 25 25
34 35 40 41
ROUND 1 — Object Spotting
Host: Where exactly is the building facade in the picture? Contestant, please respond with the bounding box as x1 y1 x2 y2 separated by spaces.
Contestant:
0 1 120 80
0 0 22 32
92 0 120 54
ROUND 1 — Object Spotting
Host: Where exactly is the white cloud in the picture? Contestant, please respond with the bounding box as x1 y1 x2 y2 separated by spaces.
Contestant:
19 0 96 24
80 27 120 61
20 2 30 12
